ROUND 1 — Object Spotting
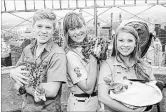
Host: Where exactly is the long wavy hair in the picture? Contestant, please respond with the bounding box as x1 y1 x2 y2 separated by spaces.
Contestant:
63 12 87 50
112 26 151 81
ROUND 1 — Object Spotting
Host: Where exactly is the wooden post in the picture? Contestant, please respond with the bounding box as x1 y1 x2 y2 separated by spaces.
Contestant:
110 13 113 39
68 0 70 8
14 0 16 10
52 0 54 9
76 0 78 8
58 21 62 46
59 0 62 9
33 0 35 10
44 0 46 8
85 0 87 7
4 0 6 11
134 0 136 5
94 0 98 37
119 13 122 23
79 9 82 16
24 0 27 11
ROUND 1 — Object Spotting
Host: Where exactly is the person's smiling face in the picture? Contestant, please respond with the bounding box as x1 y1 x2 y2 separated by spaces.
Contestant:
68 25 87 43
117 31 136 57
33 19 54 45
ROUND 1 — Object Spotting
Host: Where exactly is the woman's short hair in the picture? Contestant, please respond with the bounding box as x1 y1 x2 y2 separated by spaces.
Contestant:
33 8 56 29
112 25 140 60
63 12 86 49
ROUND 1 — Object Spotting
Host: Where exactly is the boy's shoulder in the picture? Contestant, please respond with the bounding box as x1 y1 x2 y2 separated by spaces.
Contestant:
51 43 65 55
22 41 66 55
22 44 32 52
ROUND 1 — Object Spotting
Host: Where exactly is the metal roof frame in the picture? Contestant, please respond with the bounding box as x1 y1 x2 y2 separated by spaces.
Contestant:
2 0 166 46
2 0 166 13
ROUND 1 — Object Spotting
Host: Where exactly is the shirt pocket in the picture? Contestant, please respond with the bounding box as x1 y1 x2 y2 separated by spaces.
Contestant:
114 66 126 82
37 61 48 83
24 55 35 64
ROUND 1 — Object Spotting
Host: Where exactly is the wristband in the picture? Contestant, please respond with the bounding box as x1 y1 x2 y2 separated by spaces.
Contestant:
18 86 27 95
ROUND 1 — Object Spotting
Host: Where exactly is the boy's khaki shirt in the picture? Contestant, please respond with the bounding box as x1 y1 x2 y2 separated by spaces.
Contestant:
16 39 67 112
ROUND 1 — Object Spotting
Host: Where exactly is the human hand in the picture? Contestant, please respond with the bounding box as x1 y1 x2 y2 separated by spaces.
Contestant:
14 82 22 91
133 107 146 112
34 90 42 102
103 77 112 85
34 84 46 102
94 45 101 58
89 54 97 62
10 66 30 86
93 38 102 58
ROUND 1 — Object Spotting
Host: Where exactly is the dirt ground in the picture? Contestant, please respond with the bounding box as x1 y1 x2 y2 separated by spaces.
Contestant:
1 73 166 112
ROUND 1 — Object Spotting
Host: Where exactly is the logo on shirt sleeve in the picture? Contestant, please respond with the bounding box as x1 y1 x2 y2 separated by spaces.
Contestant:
74 67 82 78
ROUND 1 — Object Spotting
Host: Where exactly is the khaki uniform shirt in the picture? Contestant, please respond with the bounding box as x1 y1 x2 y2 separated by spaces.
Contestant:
66 49 97 94
98 56 155 112
16 39 67 112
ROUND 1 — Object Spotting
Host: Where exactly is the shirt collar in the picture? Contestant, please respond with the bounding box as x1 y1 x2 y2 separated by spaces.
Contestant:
44 39 55 52
113 56 135 69
30 39 55 53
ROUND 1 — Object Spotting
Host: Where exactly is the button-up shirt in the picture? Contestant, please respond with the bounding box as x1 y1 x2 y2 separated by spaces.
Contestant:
98 56 155 112
66 48 97 94
16 39 67 112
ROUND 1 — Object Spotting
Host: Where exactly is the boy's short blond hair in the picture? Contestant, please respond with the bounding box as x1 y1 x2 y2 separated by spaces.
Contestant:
33 8 56 29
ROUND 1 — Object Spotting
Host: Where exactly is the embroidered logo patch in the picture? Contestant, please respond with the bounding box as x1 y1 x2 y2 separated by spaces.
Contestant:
74 67 82 78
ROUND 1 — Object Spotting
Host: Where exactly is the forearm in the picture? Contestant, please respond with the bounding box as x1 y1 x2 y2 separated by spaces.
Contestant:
25 86 35 96
10 66 29 86
99 95 134 112
98 84 135 112
42 82 61 98
86 61 98 93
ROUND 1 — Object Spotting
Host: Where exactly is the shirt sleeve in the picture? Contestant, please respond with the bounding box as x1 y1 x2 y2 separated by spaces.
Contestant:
142 61 156 80
47 53 67 83
98 60 113 85
16 49 26 66
67 52 88 84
